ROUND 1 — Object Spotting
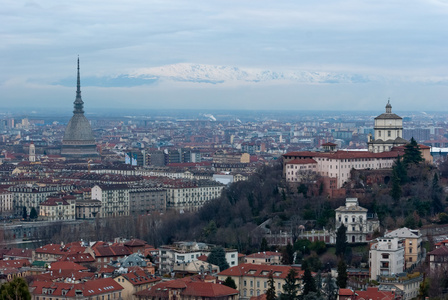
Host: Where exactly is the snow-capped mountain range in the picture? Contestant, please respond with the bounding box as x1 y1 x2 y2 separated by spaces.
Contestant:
127 63 373 85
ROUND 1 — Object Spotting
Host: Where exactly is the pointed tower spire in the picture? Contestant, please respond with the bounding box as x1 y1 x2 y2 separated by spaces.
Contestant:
74 56 84 114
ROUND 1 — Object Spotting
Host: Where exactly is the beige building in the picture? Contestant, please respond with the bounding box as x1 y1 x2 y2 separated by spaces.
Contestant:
213 150 250 164
218 263 302 299
244 251 282 265
39 196 76 221
166 181 224 212
384 227 422 269
0 189 13 215
91 184 130 217
75 199 101 219
114 269 160 300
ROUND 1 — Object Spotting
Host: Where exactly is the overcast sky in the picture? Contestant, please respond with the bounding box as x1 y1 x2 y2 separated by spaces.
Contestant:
2 0 448 112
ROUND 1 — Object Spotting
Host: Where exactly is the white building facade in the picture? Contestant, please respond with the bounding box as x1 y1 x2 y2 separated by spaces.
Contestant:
369 237 405 280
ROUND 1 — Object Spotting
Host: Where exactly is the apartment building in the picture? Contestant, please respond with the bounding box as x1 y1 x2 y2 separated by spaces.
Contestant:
91 184 130 217
218 263 302 299
39 197 76 221
369 237 405 280
9 184 74 216
159 242 238 274
384 227 422 269
129 187 166 214
166 180 224 212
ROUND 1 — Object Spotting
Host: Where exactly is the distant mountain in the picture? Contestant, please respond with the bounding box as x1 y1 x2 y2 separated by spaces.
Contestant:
56 63 376 87
129 63 373 85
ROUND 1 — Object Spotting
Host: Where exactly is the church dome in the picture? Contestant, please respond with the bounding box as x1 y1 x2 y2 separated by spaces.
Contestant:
63 113 95 142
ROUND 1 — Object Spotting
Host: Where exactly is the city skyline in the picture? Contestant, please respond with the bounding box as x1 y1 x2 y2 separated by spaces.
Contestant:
2 0 448 111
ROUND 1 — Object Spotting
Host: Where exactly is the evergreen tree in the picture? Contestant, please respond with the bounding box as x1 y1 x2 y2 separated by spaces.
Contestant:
390 168 402 203
266 271 276 300
336 259 348 288
0 277 31 300
335 224 347 257
260 237 269 252
302 264 317 295
223 277 237 289
281 268 299 300
324 273 337 300
22 206 27 220
207 247 229 271
30 207 38 219
432 173 444 214
281 243 294 265
393 155 408 183
403 137 423 166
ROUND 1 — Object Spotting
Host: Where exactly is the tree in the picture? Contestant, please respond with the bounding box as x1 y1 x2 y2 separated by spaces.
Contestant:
281 243 294 265
22 206 27 220
281 268 299 300
302 264 317 295
30 207 38 219
390 168 402 203
417 278 429 299
403 137 423 166
335 224 347 257
336 259 348 288
0 277 31 300
260 237 269 252
223 277 237 289
432 173 444 214
266 271 276 300
207 247 229 271
324 273 337 300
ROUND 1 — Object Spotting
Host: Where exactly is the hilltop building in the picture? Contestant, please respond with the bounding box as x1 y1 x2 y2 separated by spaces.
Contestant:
367 100 407 153
335 198 379 243
61 58 98 158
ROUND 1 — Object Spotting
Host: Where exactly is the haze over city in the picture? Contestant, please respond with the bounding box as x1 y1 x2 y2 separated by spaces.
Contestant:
2 0 448 111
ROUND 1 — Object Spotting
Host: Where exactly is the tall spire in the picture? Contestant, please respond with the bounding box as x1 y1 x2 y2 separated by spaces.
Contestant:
73 56 84 114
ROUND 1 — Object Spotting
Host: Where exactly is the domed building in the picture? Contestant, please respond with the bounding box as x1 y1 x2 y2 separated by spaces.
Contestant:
61 58 98 158
367 100 408 153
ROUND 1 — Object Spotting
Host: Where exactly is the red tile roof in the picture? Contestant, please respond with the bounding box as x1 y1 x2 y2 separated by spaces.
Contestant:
59 253 95 263
134 279 238 298
119 270 161 286
0 259 31 268
92 243 132 257
339 288 355 296
35 244 65 255
31 278 123 297
356 287 395 300
428 245 448 256
50 261 88 272
283 150 403 160
124 239 147 247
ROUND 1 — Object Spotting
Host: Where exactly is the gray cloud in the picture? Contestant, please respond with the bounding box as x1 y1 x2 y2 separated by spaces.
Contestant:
1 0 448 110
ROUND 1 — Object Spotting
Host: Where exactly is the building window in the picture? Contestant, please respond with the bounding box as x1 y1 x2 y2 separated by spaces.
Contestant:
388 131 391 137
378 131 381 137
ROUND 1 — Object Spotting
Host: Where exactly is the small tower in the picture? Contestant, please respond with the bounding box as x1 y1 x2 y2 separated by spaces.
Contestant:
29 142 36 162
